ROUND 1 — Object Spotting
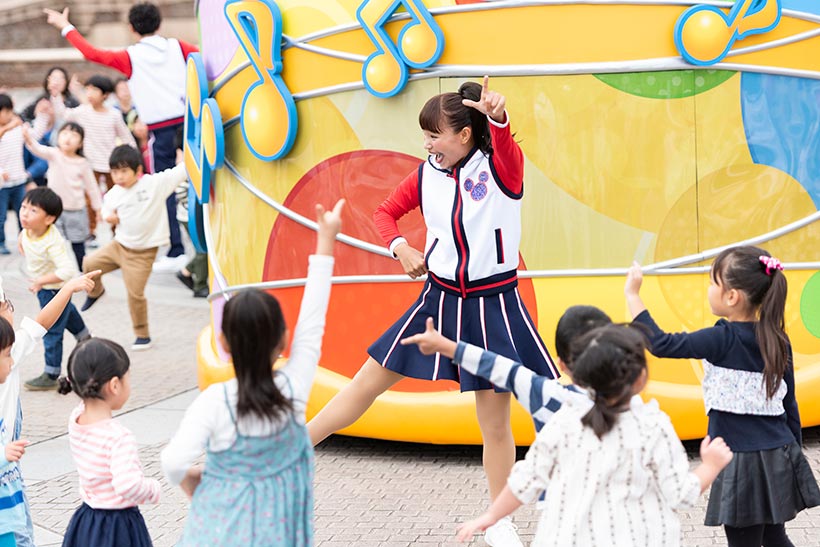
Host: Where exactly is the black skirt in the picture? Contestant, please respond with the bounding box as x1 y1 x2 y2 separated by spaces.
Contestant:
62 503 153 547
705 442 820 527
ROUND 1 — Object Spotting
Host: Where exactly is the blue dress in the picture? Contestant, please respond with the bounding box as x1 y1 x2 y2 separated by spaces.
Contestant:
177 385 314 546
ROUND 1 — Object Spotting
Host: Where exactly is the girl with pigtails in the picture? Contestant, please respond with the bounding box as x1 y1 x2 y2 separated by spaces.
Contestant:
626 245 820 547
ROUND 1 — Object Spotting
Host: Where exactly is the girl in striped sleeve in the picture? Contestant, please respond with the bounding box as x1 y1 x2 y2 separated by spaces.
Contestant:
57 339 159 547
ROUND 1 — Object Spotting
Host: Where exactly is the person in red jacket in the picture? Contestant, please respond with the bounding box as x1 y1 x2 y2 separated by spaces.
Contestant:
45 3 196 269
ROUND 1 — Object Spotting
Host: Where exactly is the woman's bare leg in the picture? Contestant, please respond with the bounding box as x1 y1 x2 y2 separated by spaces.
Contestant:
474 390 515 500
308 357 404 445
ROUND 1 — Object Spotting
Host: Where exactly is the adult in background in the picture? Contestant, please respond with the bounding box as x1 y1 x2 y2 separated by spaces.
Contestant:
45 3 197 271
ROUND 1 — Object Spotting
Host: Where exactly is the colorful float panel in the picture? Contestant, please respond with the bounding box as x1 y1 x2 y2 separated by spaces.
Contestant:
190 0 820 444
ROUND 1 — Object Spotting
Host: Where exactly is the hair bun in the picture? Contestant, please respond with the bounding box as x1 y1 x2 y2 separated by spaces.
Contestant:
458 81 482 102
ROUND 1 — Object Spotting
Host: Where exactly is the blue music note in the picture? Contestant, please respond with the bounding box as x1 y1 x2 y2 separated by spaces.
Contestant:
357 0 445 98
674 0 781 66
183 52 225 252
225 0 298 160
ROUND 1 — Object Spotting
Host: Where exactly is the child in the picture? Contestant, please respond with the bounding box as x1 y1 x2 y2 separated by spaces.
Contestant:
625 246 820 546
405 305 612 432
0 270 98 546
80 145 188 350
112 78 138 133
18 187 93 390
161 199 343 546
22 122 103 269
0 94 49 255
307 76 557 546
57 338 160 547
452 325 734 546
62 75 136 240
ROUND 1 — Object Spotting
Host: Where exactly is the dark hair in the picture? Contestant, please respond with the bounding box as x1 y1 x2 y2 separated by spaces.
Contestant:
0 94 12 112
58 121 86 157
711 245 788 398
418 81 492 157
128 3 161 35
0 317 15 352
57 338 130 399
109 144 144 171
42 67 70 97
24 187 63 219
555 305 612 365
221 289 292 422
571 325 648 439
85 74 114 95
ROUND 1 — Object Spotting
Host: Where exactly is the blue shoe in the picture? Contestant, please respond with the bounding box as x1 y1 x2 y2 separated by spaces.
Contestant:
0 245 10 255
131 337 152 351
80 289 104 312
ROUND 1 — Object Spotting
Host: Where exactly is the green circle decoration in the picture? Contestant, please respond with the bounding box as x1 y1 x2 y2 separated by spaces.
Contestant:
594 70 736 99
801 272 820 339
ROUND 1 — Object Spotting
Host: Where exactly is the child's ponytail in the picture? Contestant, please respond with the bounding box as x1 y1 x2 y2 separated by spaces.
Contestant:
570 325 648 439
757 259 789 398
712 247 789 398
59 338 130 399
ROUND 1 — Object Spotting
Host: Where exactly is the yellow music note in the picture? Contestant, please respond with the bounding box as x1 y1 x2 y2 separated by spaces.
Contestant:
225 0 297 160
357 0 445 98
674 0 781 66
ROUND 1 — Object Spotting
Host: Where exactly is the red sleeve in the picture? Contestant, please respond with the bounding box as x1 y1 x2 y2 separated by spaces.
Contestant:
372 168 421 247
179 40 199 60
65 29 132 77
489 114 524 196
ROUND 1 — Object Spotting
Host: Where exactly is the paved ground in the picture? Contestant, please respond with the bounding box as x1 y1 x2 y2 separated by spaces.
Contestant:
2 221 819 546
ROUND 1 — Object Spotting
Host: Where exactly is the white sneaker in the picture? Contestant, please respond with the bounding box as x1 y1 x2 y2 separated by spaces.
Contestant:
484 517 523 547
152 254 189 273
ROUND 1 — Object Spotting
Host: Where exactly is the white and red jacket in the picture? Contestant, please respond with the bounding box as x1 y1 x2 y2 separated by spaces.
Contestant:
374 115 525 298
62 25 197 129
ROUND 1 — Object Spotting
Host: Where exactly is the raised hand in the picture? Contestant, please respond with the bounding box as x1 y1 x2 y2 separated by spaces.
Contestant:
461 75 506 124
624 261 644 296
43 7 71 31
315 199 345 256
455 513 497 542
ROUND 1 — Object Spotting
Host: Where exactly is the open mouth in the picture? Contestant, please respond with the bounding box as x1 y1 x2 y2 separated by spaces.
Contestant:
434 153 444 164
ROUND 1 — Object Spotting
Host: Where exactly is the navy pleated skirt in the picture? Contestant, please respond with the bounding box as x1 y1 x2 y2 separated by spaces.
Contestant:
705 442 820 527
62 503 152 547
368 279 558 392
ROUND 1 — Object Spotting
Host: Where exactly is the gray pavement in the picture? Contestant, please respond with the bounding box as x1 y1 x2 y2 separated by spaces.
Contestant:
1 220 818 546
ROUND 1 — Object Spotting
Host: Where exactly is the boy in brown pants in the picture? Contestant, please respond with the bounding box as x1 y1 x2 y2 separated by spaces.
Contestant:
81 145 187 350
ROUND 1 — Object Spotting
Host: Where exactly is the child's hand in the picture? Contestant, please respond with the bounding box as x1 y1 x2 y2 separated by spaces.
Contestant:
700 435 733 471
456 513 497 542
28 280 42 294
180 464 203 499
34 98 53 118
314 199 344 256
461 75 506 124
43 7 71 30
624 261 643 296
1 172 8 182
400 317 457 359
4 440 29 463
68 74 84 99
105 211 119 226
66 270 102 294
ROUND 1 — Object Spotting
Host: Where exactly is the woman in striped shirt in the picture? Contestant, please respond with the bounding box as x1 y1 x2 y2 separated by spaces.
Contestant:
57 339 159 547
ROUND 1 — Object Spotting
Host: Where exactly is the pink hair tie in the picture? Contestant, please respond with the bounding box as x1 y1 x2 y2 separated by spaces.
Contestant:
759 255 784 276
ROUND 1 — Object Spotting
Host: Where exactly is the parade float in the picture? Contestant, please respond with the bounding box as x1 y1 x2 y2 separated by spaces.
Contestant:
186 0 820 444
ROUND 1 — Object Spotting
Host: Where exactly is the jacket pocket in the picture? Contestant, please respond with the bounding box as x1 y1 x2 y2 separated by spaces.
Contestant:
425 238 439 268
494 229 504 264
